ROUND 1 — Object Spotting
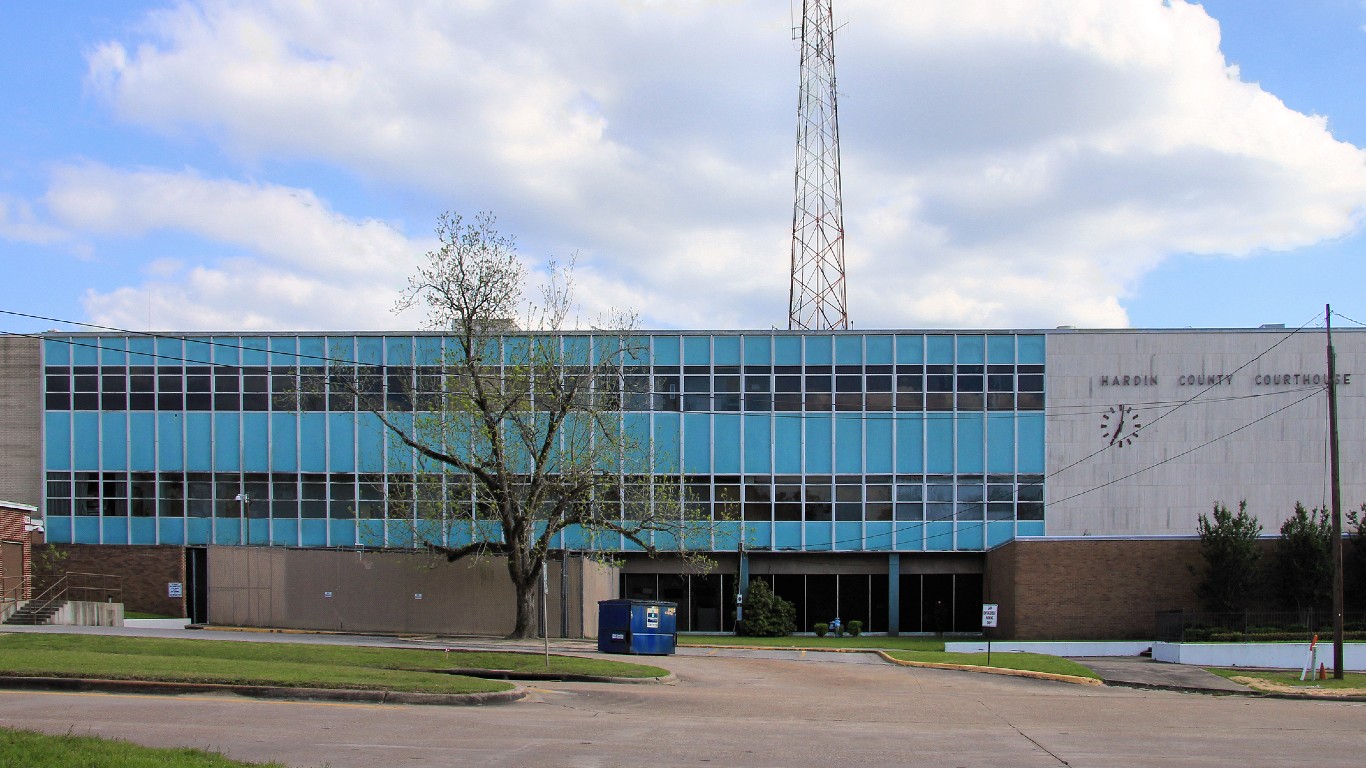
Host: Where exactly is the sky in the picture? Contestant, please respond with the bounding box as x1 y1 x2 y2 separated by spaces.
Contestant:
2 0 1365 335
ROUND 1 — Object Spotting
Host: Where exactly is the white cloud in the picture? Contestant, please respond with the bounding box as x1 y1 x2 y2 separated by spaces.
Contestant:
0 195 73 247
48 163 428 330
76 0 1366 330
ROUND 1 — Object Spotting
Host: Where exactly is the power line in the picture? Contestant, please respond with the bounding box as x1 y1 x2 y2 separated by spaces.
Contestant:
1047 386 1323 507
1041 311 1321 483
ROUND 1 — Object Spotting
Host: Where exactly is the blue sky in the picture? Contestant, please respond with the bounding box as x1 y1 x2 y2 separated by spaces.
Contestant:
2 1 1365 335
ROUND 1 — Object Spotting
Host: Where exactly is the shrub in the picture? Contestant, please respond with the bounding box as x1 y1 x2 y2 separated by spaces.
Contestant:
1275 503 1333 612
813 622 829 637
735 579 796 637
1195 501 1262 612
846 620 863 637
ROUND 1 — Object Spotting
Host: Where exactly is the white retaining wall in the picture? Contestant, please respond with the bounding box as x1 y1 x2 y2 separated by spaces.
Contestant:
946 641 1152 657
1152 641 1366 671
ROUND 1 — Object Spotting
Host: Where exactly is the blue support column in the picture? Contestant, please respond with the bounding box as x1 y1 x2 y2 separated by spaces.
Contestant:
888 553 900 636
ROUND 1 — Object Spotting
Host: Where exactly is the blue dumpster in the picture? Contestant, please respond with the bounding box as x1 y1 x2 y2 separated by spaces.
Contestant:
597 599 677 655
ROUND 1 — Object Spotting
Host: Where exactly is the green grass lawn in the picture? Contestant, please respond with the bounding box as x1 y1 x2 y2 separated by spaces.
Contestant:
883 650 1102 679
0 634 668 695
677 634 945 651
0 727 286 768
124 611 178 620
1206 667 1366 690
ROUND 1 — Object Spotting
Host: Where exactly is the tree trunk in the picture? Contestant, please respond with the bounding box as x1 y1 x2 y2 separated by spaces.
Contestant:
507 543 541 640
509 577 540 639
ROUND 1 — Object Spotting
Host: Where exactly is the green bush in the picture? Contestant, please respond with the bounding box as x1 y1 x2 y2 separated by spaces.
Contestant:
813 622 829 637
735 579 796 637
847 620 863 637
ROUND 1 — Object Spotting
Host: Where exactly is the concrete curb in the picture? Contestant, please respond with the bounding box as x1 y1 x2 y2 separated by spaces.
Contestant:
681 643 1102 686
874 652 1105 686
1098 677 1366 701
0 675 526 706
440 667 677 685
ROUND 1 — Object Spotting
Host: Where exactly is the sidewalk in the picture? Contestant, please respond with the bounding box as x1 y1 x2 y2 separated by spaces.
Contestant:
1072 656 1252 694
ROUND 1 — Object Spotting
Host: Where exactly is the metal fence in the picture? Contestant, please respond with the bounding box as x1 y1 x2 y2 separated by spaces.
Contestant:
1155 609 1366 643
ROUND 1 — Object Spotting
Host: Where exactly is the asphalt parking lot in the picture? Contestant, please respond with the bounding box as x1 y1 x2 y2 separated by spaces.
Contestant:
0 642 1363 767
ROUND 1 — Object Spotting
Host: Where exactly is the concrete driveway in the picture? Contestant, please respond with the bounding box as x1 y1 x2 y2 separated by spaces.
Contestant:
1 645 1363 767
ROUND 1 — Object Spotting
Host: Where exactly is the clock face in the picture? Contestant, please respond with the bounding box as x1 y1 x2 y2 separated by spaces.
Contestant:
1100 404 1141 447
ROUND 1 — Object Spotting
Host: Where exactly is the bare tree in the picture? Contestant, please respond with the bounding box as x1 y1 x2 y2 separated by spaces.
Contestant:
348 211 713 638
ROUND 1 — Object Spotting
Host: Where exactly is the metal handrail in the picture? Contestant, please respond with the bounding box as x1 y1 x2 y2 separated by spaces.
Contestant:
15 572 124 617
1 575 32 609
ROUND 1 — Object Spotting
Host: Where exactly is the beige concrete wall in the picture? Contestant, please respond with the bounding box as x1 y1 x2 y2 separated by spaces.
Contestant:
0 337 41 508
1046 329 1366 537
208 547 618 637
55 600 124 627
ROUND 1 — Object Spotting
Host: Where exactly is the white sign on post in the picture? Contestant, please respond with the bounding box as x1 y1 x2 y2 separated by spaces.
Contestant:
981 603 999 628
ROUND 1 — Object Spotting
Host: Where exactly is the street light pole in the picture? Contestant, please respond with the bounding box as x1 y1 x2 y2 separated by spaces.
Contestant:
235 492 250 546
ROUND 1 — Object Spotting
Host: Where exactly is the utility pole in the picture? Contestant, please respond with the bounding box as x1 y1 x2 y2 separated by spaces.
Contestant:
789 0 848 330
1326 304 1344 680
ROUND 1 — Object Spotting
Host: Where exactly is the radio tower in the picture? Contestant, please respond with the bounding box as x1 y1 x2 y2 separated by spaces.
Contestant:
788 0 848 330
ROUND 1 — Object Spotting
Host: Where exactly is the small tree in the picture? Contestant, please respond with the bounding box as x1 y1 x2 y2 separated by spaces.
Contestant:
1274 502 1333 614
736 579 795 637
1347 504 1366 613
1195 500 1262 613
348 211 717 639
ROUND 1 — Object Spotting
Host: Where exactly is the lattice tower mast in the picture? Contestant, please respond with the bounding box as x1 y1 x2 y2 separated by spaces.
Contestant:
788 0 848 330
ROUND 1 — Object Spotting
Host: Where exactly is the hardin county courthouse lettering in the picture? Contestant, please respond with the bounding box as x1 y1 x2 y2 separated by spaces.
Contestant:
1097 372 1352 387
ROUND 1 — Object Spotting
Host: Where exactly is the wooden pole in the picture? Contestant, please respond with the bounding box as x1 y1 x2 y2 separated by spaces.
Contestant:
1326 304 1344 680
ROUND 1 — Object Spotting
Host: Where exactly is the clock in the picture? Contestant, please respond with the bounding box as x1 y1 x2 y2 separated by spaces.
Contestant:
1101 404 1141 448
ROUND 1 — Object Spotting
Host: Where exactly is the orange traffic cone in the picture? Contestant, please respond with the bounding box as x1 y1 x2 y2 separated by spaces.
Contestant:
1319 663 1327 680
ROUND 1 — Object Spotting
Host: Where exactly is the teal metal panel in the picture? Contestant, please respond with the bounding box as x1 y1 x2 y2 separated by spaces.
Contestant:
925 521 954 551
866 416 893 474
129 412 155 471
213 412 239 471
803 521 832 550
157 518 185 545
743 415 772 474
713 335 740 365
804 415 832 473
834 522 862 550
956 412 984 474
185 412 212 471
835 414 862 474
683 413 711 473
73 412 99 470
986 413 1015 473
271 519 299 546
46 516 73 543
45 412 71 470
956 335 984 364
986 521 1015 548
987 335 1016 364
895 522 924 551
101 412 126 470
101 518 128 545
713 414 741 473
157 413 183 471
925 414 954 474
865 335 893 365
865 522 894 551
242 413 269 472
895 414 923 473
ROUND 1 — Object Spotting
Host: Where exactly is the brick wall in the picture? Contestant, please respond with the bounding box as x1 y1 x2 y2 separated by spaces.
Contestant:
0 337 41 508
50 544 186 617
986 538 1206 640
0 509 33 599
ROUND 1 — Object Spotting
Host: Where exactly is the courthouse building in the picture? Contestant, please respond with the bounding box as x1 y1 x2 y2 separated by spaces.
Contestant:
1 326 1361 638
